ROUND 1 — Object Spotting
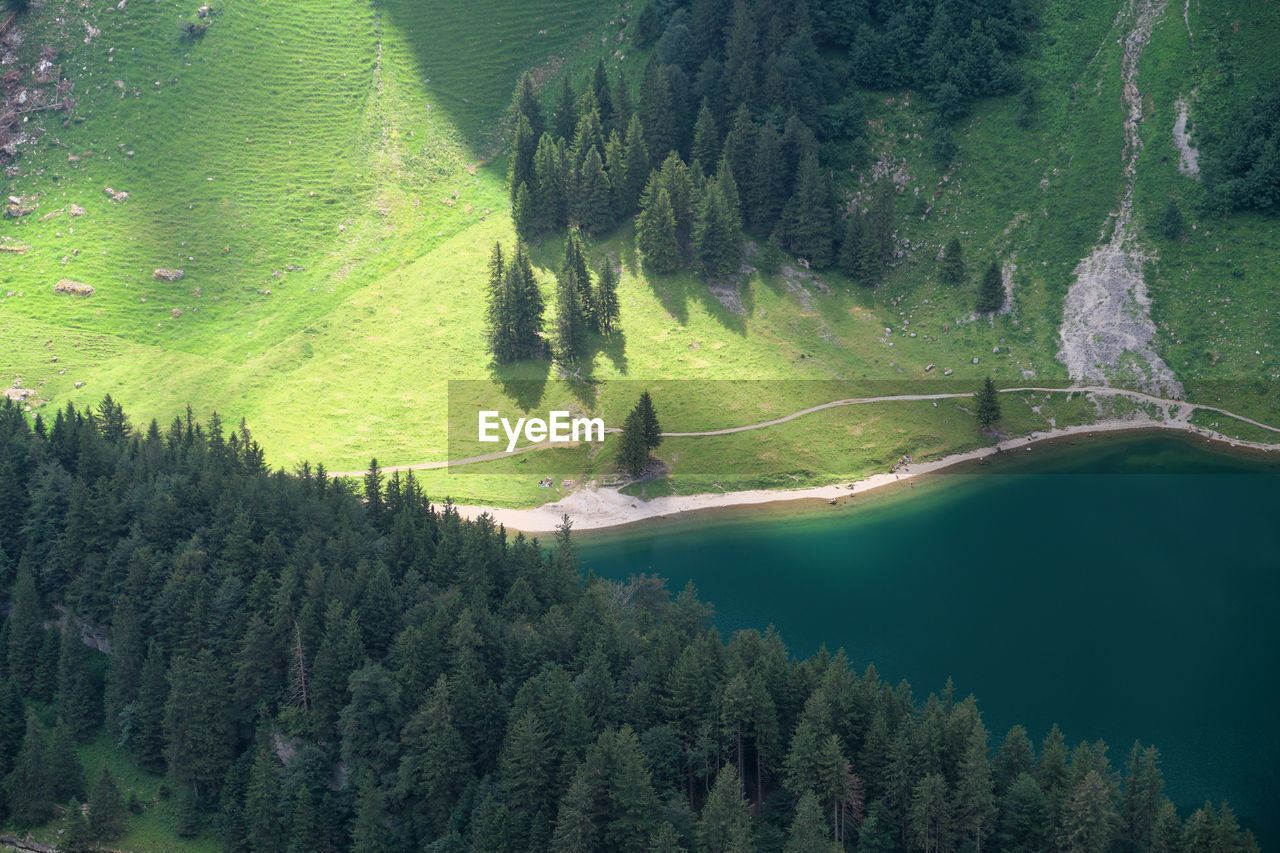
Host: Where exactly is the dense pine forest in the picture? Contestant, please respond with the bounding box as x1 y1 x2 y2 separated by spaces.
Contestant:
507 0 1035 284
0 396 1262 850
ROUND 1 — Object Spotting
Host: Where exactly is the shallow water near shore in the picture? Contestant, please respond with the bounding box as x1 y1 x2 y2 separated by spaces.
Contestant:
580 432 1280 843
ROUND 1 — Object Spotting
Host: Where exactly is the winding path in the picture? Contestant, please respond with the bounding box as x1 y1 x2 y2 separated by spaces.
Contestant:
332 386 1280 476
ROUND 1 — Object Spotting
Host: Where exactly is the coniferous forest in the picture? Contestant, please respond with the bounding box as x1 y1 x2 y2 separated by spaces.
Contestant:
0 396 1262 850
507 0 1035 285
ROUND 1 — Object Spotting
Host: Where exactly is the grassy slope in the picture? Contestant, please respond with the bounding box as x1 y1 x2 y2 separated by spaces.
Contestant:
1136 0 1280 423
3 0 1278 510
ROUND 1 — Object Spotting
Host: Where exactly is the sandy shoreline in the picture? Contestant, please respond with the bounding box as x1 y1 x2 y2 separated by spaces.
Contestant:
451 417 1280 534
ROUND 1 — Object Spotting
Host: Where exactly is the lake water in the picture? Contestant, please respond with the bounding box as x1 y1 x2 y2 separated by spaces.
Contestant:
579 432 1280 843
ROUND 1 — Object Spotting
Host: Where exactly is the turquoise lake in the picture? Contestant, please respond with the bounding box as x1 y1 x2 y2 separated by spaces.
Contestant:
578 432 1280 844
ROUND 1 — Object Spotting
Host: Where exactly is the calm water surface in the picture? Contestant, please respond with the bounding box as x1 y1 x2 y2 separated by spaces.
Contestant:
579 433 1280 843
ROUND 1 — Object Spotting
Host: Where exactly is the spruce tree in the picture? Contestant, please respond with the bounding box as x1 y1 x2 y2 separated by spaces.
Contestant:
57 620 102 742
637 187 682 274
48 718 86 802
694 182 743 278
4 711 53 826
510 115 538 208
553 75 578 143
622 114 651 213
505 244 543 361
554 266 589 364
513 72 545 141
691 100 721 176
975 377 1001 430
997 773 1051 852
636 391 663 451
513 181 535 239
615 408 650 478
977 261 1005 313
698 763 753 853
1058 770 1120 853
787 790 839 853
940 236 966 283
351 771 393 853
244 738 283 853
396 676 471 839
595 258 621 335
534 134 567 231
774 154 835 267
130 641 168 770
89 764 127 841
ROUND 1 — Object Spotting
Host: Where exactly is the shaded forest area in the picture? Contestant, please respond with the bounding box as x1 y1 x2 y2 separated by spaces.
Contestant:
0 396 1262 851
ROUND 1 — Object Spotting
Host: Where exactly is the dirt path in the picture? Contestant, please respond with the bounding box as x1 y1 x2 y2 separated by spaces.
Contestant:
1057 0 1181 396
331 385 1280 476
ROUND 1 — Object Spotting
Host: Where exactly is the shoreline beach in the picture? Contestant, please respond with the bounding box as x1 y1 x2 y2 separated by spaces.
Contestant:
450 417 1280 535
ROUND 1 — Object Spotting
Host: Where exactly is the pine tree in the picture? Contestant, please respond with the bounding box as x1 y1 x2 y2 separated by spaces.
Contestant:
4 711 54 826
996 773 1051 853
975 378 1001 430
694 182 743 278
774 154 835 267
513 180 535 239
616 408 650 478
908 772 953 853
351 771 393 853
622 114 651 214
1121 742 1164 852
554 75 578 143
1159 199 1184 240
89 764 127 841
976 261 1005 313
561 230 594 324
57 617 102 741
244 738 283 853
513 72 545 141
636 392 663 451
691 100 721 176
509 244 547 361
396 676 471 839
48 718 86 802
6 561 43 694
1058 770 1120 853
698 763 753 853
637 187 682 274
787 790 840 853
554 266 589 364
595 258 621 335
940 236 966 283
534 133 568 231
164 648 235 798
511 115 538 209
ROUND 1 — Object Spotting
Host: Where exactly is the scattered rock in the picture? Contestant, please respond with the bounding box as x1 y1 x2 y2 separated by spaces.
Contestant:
54 279 95 296
74 381 85 388
170 308 183 318
971 357 979 364
944 368 953 376
103 186 130 202
154 268 185 282
69 204 87 217
2 388 33 402
925 363 935 372
5 195 36 217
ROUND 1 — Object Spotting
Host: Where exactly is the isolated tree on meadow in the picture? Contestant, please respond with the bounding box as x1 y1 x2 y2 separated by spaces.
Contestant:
976 261 1005 314
975 377 1001 430
940 236 966 283
616 392 662 477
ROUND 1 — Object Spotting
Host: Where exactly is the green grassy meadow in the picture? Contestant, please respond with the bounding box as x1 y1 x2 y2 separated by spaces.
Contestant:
2 0 1278 508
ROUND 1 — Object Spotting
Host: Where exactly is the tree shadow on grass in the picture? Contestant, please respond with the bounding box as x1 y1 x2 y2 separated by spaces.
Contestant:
489 355 551 413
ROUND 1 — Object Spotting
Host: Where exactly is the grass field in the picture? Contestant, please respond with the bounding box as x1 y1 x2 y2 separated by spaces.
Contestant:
3 0 1278 509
